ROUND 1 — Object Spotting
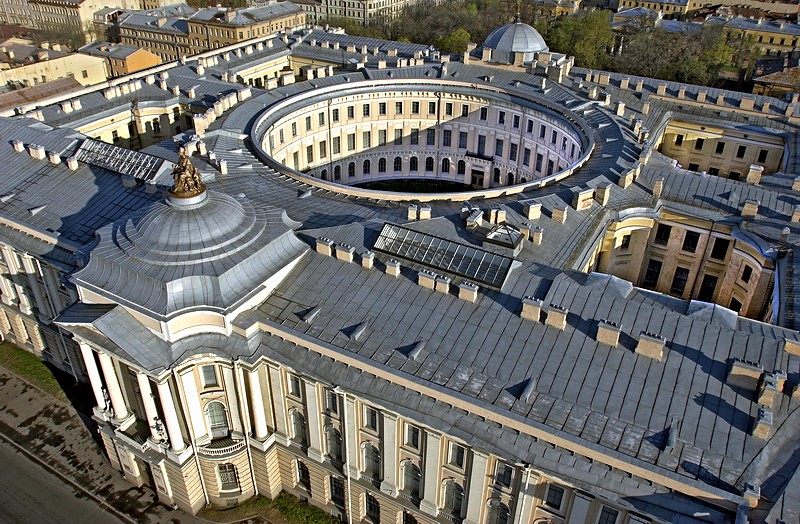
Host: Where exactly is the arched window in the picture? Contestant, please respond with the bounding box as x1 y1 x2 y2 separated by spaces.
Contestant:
441 158 450 173
205 401 229 439
362 442 382 482
378 158 387 173
363 159 371 175
348 162 356 178
442 480 464 517
297 460 311 489
493 168 501 183
325 426 343 464
290 409 307 446
487 499 510 524
410 156 418 172
457 160 466 175
507 172 514 186
401 461 421 501
334 165 341 180
321 169 328 180
425 157 434 172
365 492 381 523
394 157 402 171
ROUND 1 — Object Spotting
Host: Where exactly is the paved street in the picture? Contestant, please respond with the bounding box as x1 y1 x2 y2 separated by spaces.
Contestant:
0 437 121 524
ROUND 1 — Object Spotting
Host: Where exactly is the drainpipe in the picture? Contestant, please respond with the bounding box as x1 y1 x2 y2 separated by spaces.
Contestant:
333 386 354 524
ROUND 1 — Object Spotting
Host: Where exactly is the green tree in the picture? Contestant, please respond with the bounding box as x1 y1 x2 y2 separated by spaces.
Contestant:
436 28 472 54
547 11 613 69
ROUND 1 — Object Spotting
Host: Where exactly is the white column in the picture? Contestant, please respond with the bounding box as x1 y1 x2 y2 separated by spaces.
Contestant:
567 492 593 524
156 380 186 453
222 366 243 435
304 381 323 462
420 431 441 516
380 413 398 495
248 368 269 440
267 365 288 437
180 370 208 443
343 394 360 478
0 275 17 305
136 372 161 441
79 343 105 410
98 352 129 420
513 469 538 524
20 255 48 319
464 450 488 524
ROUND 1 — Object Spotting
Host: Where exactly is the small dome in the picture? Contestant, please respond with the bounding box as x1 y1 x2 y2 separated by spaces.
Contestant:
483 18 548 64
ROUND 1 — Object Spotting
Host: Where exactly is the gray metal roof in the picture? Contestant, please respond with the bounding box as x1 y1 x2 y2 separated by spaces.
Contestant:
483 19 549 57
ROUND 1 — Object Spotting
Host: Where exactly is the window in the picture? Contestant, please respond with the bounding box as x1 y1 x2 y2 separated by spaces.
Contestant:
715 141 725 154
729 297 743 313
348 133 356 151
378 158 387 173
288 374 302 397
477 135 486 156
326 427 343 462
363 104 370 117
523 148 531 166
670 267 690 296
218 464 239 491
378 130 387 145
527 120 534 133
81 69 88 79
547 160 554 176
512 115 520 128
479 107 488 120
697 274 718 302
410 129 419 145
394 157 402 171
411 101 420 114
598 506 619 524
495 139 504 157
498 111 506 125
457 160 465 175
409 156 418 171
443 481 464 516
442 158 450 173
325 389 338 414
427 128 436 146
333 137 341 155
366 493 380 523
487 499 509 524
425 157 434 172
428 101 436 114
448 443 465 468
495 462 513 488
643 259 662 289
305 116 312 131
401 461 421 499
363 160 371 175
654 224 671 245
461 104 469 117
443 129 452 147
682 231 700 252
445 102 453 116
493 168 501 184
291 122 297 136
200 365 218 388
545 484 564 510
330 476 345 506
348 162 356 178
675 134 684 146
539 125 546 139
620 234 631 249
708 167 719 176
363 131 372 148
710 238 730 260
736 145 746 158
206 402 229 438
458 131 468 149
347 106 355 119
364 407 379 430
551 130 557 144
694 138 704 150
758 149 768 163
290 409 307 445
334 165 341 180
509 143 518 162
306 145 314 164
741 264 753 284
729 171 741 181
402 512 418 524
535 153 543 172
379 102 387 115
363 443 381 481
394 129 403 146
395 101 403 114
688 163 699 171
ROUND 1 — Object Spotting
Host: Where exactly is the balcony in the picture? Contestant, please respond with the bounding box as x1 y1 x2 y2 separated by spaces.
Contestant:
198 436 247 458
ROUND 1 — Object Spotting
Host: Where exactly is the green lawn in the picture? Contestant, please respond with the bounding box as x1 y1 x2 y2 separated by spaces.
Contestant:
200 492 337 524
0 342 68 402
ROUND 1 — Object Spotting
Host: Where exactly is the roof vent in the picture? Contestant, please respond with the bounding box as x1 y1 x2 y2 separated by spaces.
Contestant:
408 340 425 360
301 306 321 324
520 377 537 403
636 331 665 361
350 321 368 342
0 194 15 203
28 205 46 216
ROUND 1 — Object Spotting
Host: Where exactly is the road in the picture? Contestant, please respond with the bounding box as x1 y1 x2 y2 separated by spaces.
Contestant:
0 437 122 524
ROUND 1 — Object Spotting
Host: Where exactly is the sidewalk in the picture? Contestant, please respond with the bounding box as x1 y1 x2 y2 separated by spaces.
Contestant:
0 364 202 524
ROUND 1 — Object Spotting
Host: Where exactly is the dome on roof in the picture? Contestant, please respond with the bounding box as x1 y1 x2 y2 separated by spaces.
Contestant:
483 17 548 64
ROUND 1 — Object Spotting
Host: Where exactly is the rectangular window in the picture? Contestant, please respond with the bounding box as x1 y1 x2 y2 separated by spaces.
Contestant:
394 129 403 146
405 424 420 449
318 112 325 125
279 129 284 143
643 259 662 289
477 135 486 156
428 101 436 114
495 138 504 157
427 128 436 146
546 159 554 176
348 133 356 151
694 138 704 150
458 131 468 149
461 104 469 117
682 231 700 252
306 145 314 164
509 143 518 162
410 129 419 145
688 163 699 171
708 167 720 176
495 462 513 488
379 102 387 115
325 389 338 414
539 125 546 139
535 153 543 172
498 111 506 125
527 120 534 133
710 238 730 260
513 114 520 129
443 129 452 147
736 145 746 158
654 224 672 245
411 101 420 114
347 106 355 119
729 297 743 313
200 365 218 388
741 264 753 283
395 101 403 114
364 406 379 431
670 267 690 295
715 141 725 154
332 136 341 155
218 464 239 490
551 130 557 145
545 485 564 510
332 108 340 122
479 107 488 120
363 131 371 148
523 148 531 166
448 443 465 469
697 274 718 302
288 374 302 397
598 507 619 524
675 134 684 146
330 476 345 506
620 234 631 249
363 104 370 117
291 122 297 136
445 102 453 116
758 149 768 163
378 130 387 145
729 171 741 181
305 116 312 131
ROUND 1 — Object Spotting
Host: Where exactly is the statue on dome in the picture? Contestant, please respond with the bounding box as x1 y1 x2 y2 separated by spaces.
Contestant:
169 148 206 198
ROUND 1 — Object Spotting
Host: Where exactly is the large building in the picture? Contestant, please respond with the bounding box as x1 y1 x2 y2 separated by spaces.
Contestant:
0 20 798 524
0 41 108 88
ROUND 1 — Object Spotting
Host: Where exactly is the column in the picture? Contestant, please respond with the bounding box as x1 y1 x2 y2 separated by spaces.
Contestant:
567 492 593 524
42 266 64 313
267 365 288 437
180 370 208 443
156 380 186 453
222 366 243 435
512 469 539 524
420 431 441 516
98 351 129 420
464 450 488 524
79 343 105 410
0 274 16 306
137 372 161 442
304 381 323 462
248 368 269 440
343 394 359 478
380 413 398 495
20 255 48 319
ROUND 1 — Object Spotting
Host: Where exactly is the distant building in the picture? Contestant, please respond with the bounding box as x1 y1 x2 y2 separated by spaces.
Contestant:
0 42 107 88
80 41 161 77
285 0 424 24
708 16 800 67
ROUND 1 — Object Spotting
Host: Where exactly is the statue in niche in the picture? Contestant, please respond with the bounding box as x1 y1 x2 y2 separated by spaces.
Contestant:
169 148 206 198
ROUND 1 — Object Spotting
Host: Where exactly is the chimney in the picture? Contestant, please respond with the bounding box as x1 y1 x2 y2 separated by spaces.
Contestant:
545 304 568 330
218 159 228 174
728 358 764 390
757 373 780 406
523 202 542 220
47 151 60 164
596 319 621 347
434 275 451 294
315 237 334 256
28 144 45 160
385 259 401 277
417 270 436 289
793 205 800 223
458 281 478 303
11 140 24 153
532 226 543 245
72 99 82 110
741 199 760 218
407 204 418 221
520 296 543 321
66 157 79 170
636 331 665 361
335 243 355 263
361 251 375 270
653 177 664 198
752 407 772 440
551 205 567 224
419 205 431 220
595 183 611 206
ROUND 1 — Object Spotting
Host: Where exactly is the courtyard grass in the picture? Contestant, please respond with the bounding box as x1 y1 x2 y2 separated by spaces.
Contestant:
0 341 68 402
200 492 338 524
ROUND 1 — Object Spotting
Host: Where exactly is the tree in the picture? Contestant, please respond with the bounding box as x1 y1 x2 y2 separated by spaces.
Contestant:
547 11 613 69
436 28 472 54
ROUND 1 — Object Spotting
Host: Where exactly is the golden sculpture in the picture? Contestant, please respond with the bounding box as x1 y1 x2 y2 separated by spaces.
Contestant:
169 149 206 198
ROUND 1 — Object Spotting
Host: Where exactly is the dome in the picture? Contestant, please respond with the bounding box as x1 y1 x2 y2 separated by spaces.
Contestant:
483 17 548 64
